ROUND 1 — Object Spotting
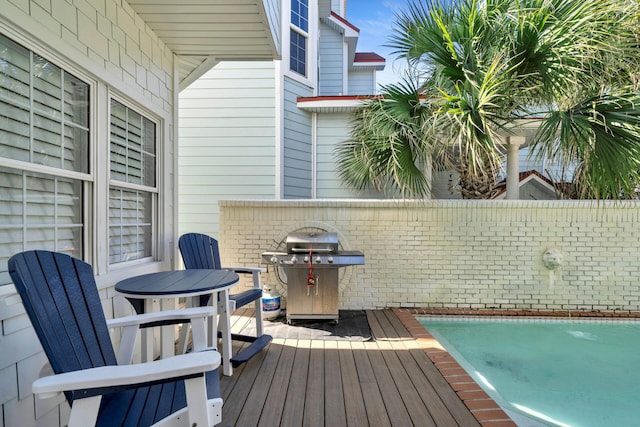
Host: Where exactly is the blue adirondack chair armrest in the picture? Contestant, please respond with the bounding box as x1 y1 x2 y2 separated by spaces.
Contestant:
222 266 266 288
222 266 265 308
108 306 215 329
220 265 268 341
108 306 215 364
32 351 220 399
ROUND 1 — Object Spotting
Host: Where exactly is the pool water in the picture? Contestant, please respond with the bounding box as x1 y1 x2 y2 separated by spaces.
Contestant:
419 317 640 427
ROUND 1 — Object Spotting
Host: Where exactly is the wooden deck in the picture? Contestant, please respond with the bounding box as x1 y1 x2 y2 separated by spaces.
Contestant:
219 309 484 427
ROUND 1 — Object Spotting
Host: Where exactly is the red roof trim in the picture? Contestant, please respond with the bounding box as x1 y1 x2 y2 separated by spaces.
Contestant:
330 11 360 33
354 52 385 63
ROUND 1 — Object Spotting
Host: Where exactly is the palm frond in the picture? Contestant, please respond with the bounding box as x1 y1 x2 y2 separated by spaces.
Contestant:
339 0 640 200
335 75 432 198
531 93 640 198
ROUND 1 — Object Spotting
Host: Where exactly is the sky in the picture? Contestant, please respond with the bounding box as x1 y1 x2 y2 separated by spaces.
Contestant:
345 0 412 88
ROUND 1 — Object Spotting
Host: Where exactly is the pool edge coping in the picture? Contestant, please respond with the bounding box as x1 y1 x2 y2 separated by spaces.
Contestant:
393 308 640 427
393 309 514 427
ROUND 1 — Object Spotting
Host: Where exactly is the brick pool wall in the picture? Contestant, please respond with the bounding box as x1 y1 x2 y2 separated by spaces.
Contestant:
219 199 640 313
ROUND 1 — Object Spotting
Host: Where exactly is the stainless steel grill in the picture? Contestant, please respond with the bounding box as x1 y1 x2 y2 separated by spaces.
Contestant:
262 232 364 323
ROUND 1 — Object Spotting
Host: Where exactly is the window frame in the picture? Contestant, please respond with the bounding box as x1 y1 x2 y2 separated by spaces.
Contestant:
285 0 317 88
107 94 160 267
289 28 308 77
0 26 169 286
289 0 309 78
0 31 95 280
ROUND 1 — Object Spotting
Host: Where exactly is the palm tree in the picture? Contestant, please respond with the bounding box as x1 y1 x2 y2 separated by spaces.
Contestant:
336 0 640 199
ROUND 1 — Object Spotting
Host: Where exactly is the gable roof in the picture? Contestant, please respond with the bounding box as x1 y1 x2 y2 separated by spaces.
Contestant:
326 11 360 34
321 12 385 72
492 170 560 199
353 52 385 70
354 52 385 63
321 11 360 71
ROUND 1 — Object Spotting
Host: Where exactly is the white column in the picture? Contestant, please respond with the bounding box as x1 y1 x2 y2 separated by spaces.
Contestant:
423 155 433 199
506 136 526 200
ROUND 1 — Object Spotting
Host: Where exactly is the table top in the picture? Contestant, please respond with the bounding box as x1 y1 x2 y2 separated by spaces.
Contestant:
115 269 239 299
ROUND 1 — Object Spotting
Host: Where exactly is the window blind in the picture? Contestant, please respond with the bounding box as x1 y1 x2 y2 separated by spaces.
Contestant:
0 33 88 285
109 99 156 263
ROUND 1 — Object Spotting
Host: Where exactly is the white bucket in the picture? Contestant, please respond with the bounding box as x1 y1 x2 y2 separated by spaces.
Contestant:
262 289 281 320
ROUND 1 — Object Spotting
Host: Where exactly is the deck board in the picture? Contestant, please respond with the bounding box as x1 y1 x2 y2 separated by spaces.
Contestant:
337 340 369 426
303 340 325 427
323 340 347 427
221 345 262 425
366 310 389 340
218 309 482 427
365 343 414 426
377 338 437 426
235 341 280 426
350 340 391 427
410 348 482 426
382 309 414 339
257 340 296 427
397 349 457 426
281 339 310 427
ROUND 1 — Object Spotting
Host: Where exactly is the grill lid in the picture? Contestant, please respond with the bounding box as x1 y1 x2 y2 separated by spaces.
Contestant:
286 232 338 253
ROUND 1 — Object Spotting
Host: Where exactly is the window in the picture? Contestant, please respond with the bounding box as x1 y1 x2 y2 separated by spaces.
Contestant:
109 99 156 264
290 0 309 76
290 30 307 76
0 33 89 285
291 0 308 32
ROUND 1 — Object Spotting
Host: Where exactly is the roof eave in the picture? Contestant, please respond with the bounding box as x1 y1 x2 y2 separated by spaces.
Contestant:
351 62 386 71
297 95 377 113
322 12 359 65
128 0 281 90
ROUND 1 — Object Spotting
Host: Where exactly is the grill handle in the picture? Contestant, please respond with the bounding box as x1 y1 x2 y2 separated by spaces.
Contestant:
289 247 334 253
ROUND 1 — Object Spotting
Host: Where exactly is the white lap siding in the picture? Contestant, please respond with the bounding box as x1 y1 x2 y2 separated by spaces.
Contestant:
348 70 375 95
318 21 344 96
315 113 386 199
283 77 313 198
178 61 277 238
0 0 176 425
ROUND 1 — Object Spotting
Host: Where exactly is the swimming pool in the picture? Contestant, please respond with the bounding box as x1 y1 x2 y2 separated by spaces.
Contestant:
418 317 640 427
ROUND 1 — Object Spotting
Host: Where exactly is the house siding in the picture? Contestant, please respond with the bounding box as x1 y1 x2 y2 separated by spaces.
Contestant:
318 0 343 19
348 70 375 95
318 21 344 96
178 61 277 238
316 113 385 198
0 0 176 425
514 146 576 183
432 170 461 199
332 0 344 15
283 77 313 198
319 0 331 19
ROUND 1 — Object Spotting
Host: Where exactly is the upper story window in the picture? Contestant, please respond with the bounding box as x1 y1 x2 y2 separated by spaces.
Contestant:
0 33 90 284
290 0 309 76
291 0 308 32
108 99 157 264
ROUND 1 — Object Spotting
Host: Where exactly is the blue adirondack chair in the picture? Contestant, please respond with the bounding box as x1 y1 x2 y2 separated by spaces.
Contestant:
178 233 272 369
8 250 223 427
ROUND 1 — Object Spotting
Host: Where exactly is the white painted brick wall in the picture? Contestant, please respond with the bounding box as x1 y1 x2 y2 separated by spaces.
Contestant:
220 200 640 313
